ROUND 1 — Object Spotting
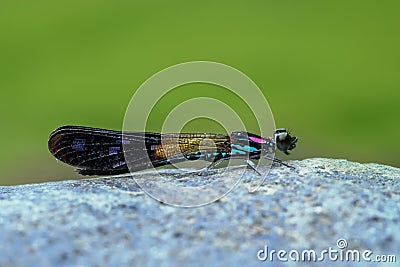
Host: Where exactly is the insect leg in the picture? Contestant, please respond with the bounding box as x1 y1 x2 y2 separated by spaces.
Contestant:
196 158 226 176
207 158 226 170
245 159 262 175
264 155 295 169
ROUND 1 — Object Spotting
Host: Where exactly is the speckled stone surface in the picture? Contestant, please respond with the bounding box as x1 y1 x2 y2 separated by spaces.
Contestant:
0 158 399 267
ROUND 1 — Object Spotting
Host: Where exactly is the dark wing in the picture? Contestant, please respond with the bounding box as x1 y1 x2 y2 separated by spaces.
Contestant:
48 126 165 175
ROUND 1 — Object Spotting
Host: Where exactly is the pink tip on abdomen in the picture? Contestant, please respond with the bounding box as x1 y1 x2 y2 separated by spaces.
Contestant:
249 136 267 143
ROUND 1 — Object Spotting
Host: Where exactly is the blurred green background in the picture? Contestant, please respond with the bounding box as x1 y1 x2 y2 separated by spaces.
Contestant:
0 1 399 185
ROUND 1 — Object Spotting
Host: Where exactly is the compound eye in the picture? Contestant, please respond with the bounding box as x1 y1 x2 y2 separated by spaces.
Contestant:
274 128 287 134
275 132 288 142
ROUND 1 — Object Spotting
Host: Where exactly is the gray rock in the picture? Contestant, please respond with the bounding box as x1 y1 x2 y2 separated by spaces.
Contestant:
0 158 399 267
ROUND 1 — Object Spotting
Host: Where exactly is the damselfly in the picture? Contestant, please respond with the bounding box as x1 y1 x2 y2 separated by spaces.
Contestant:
48 126 298 175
